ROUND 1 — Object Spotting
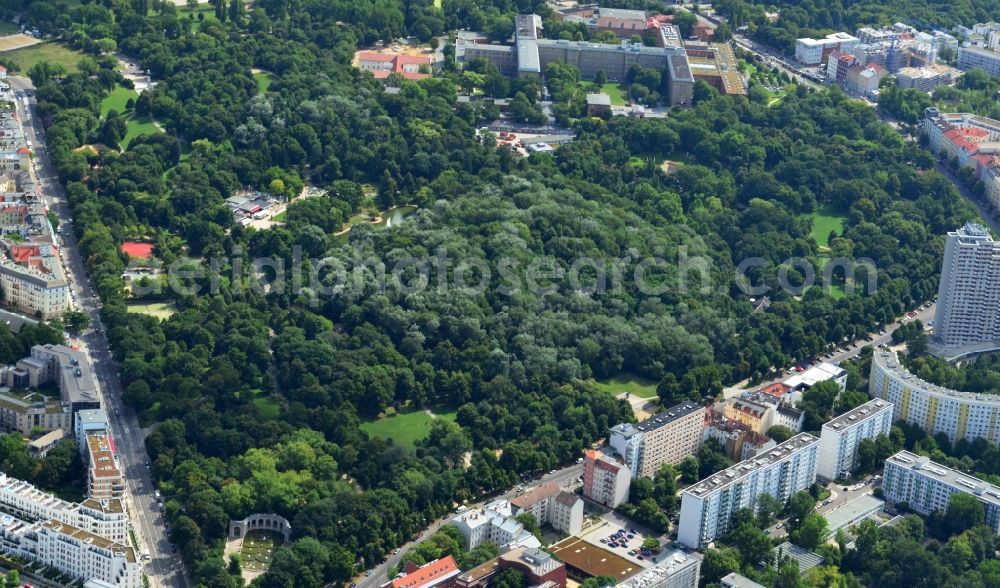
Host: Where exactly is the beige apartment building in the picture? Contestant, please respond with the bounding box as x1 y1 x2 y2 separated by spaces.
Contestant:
610 403 706 478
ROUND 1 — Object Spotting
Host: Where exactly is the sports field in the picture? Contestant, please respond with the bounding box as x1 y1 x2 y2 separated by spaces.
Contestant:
361 409 457 448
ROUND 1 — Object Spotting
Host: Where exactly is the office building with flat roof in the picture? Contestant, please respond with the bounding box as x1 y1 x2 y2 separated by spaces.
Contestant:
883 451 1000 533
616 551 700 588
817 398 893 481
959 46 1000 76
870 350 1000 443
610 402 706 478
677 434 819 548
30 344 100 415
822 494 884 533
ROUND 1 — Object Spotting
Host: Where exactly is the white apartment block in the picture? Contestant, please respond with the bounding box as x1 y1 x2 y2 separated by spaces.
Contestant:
617 550 701 588
0 247 69 319
958 46 1000 76
609 402 705 478
932 223 1000 349
451 499 540 551
817 399 893 481
582 449 631 507
510 482 583 536
677 434 819 548
795 33 859 65
0 473 128 544
883 451 1000 533
871 350 1000 443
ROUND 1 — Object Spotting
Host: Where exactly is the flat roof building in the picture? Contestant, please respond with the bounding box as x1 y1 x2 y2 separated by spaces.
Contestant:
548 536 640 582
678 434 819 548
822 494 884 533
817 398 893 481
721 574 764 588
610 402 706 478
616 551 700 588
883 450 1000 533
871 350 1000 443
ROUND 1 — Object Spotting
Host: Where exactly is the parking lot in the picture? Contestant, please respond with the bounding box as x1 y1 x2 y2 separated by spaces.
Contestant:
576 510 669 567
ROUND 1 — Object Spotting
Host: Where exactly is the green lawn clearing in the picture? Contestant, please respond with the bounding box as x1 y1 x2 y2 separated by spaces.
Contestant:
101 85 138 118
254 71 272 94
361 408 457 448
123 116 162 148
180 3 219 28
240 530 282 572
253 395 280 418
589 373 659 398
125 302 176 319
807 206 847 248
0 23 20 36
578 81 627 106
4 42 84 73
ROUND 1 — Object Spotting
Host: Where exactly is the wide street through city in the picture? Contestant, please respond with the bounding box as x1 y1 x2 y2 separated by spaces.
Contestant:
9 75 188 588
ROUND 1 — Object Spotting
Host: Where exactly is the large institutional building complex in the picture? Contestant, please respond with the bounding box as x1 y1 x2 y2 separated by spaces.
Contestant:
677 433 820 548
610 403 706 478
457 14 744 106
870 350 1000 443
932 223 1000 349
883 451 1000 533
817 399 893 481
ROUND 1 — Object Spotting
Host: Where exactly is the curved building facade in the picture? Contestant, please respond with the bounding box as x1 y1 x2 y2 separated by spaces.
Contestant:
870 350 1000 443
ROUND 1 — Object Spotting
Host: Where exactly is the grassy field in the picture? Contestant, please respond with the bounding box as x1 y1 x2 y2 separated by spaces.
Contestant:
361 408 457 448
240 530 282 572
589 373 658 398
254 71 272 93
807 206 847 248
180 4 219 31
253 395 280 418
101 85 138 118
126 302 176 319
271 210 287 222
123 116 162 148
0 23 20 36
5 42 84 73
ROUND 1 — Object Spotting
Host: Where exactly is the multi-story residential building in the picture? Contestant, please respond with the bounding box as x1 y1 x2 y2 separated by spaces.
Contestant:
617 550 701 588
0 387 70 435
817 399 893 480
723 398 772 434
75 408 109 446
451 499 540 551
923 112 1000 211
28 344 100 416
677 434 820 548
958 46 1000 76
795 33 859 65
882 451 1000 533
609 402 706 478
510 483 583 536
773 405 806 432
582 449 631 507
931 223 1000 349
0 243 69 319
870 350 1000 443
895 65 957 91
0 473 128 544
86 434 126 500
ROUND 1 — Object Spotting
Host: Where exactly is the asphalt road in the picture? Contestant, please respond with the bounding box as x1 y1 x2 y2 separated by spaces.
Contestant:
351 464 584 588
8 76 188 588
